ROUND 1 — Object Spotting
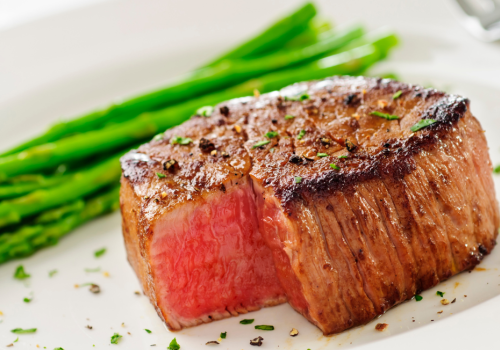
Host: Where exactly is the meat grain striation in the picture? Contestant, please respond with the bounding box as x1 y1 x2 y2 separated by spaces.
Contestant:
120 76 499 334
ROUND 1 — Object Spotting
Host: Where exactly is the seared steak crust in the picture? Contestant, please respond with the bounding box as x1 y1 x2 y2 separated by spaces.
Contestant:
121 76 499 334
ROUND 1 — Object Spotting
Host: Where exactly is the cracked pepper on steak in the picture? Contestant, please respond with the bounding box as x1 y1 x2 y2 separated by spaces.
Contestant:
120 76 499 335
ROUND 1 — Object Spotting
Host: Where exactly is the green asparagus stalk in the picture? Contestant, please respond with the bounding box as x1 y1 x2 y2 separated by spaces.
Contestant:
1 3 318 157
0 186 120 264
205 2 317 65
0 33 397 181
34 200 85 224
0 153 123 227
0 174 72 199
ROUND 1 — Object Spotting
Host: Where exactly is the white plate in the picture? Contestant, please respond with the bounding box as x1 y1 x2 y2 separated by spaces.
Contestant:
1 1 500 349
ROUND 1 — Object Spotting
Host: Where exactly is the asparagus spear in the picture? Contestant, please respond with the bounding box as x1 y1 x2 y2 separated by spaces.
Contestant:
205 2 317 65
0 33 397 180
0 153 123 227
1 3 318 157
0 186 119 264
34 200 85 224
0 174 72 199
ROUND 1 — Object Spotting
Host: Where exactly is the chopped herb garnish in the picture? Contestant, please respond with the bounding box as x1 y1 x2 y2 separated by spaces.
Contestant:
48 270 57 277
54 348 64 350
11 328 37 334
196 106 214 117
152 133 164 141
145 329 152 334
167 338 180 350
252 140 270 149
297 130 306 140
220 332 227 339
13 338 18 343
370 111 400 120
156 172 166 178
284 93 309 101
392 90 403 100
494 165 500 174
255 325 274 331
436 291 445 297
317 153 328 158
284 114 295 120
338 155 348 159
23 297 32 303
240 319 255 325
410 119 437 132
85 267 101 273
264 131 279 139
94 248 106 258
110 333 122 344
300 93 310 101
330 163 340 170
415 295 423 301
14 265 30 280
294 176 302 184
170 136 193 145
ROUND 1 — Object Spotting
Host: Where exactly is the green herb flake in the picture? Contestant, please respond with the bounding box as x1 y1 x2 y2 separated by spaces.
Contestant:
494 165 500 174
436 291 445 297
94 248 106 258
48 270 57 277
370 111 400 120
54 348 64 350
252 140 271 149
220 332 227 339
284 114 295 120
239 319 255 325
255 325 274 331
410 119 437 132
168 338 180 350
392 90 403 100
11 328 37 334
145 329 152 334
152 133 164 141
13 338 18 343
23 297 32 303
297 130 306 140
294 176 302 184
330 163 340 170
85 267 101 273
170 136 193 145
156 172 167 179
415 295 423 301
264 131 279 139
196 106 214 117
110 333 122 345
14 265 30 280
300 93 310 101
317 153 328 158
338 155 348 159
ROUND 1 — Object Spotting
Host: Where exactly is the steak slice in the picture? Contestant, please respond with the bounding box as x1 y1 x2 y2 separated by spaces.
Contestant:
120 76 499 334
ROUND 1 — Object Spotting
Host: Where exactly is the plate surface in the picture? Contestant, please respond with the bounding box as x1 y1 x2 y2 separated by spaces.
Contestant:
1 0 500 349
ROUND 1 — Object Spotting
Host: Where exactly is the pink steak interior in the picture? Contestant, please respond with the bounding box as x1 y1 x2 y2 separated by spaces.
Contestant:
150 179 286 328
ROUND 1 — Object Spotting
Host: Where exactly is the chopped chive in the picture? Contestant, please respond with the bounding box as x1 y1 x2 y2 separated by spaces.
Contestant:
23 297 32 303
338 155 348 159
48 270 57 277
415 295 423 301
300 93 310 101
284 114 295 120
14 265 30 280
297 130 306 140
168 338 180 350
317 153 328 158
252 140 271 149
156 172 166 179
13 338 18 343
152 133 164 141
239 319 254 325
145 329 152 334
110 333 122 344
11 328 37 334
255 325 274 331
330 163 340 170
392 90 402 99
436 291 445 297
410 119 437 132
196 106 214 117
494 165 500 174
94 248 106 258
294 176 302 184
264 131 279 139
220 332 227 339
170 136 193 145
370 111 399 120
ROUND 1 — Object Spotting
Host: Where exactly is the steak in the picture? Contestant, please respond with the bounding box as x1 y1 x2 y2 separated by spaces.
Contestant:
120 76 499 334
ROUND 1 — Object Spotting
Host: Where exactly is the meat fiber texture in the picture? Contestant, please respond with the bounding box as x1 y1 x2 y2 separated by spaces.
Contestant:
120 76 499 335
